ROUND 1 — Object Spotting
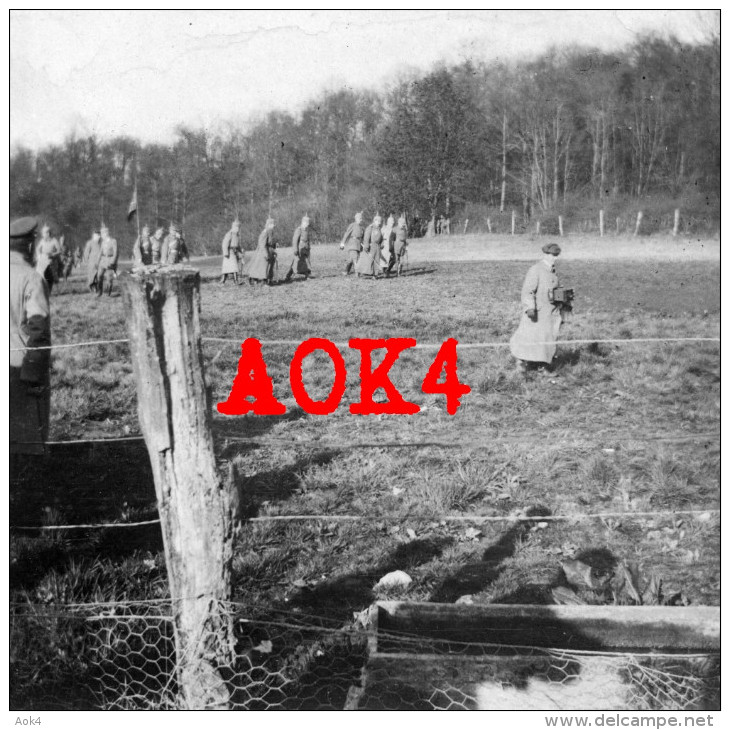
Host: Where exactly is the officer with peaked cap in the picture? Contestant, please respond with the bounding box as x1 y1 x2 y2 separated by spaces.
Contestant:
509 242 565 372
10 217 51 455
162 224 190 264
96 224 119 297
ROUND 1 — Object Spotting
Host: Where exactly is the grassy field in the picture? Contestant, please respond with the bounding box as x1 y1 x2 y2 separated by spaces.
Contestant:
10 234 720 706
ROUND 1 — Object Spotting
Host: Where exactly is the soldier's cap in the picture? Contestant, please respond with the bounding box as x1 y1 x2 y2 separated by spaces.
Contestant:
10 216 38 239
542 242 561 256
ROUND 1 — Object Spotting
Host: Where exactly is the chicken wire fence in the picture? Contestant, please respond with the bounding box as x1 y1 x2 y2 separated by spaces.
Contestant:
9 600 719 711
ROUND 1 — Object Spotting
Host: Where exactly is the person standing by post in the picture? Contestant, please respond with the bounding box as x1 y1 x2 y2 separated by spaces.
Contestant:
220 219 242 285
96 225 119 297
34 223 62 293
161 224 190 264
150 226 165 264
509 242 565 373
10 217 51 457
132 224 153 266
355 214 384 278
83 229 102 292
340 211 364 276
247 217 277 285
284 215 313 281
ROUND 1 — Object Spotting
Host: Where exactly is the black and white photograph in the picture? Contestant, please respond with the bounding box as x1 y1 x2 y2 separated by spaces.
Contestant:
9 9 720 717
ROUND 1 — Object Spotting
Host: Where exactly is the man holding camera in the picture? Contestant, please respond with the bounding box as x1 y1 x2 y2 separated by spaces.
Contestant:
509 242 572 373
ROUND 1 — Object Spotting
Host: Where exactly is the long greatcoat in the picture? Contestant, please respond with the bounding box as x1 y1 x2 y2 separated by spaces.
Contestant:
10 249 51 454
355 224 383 276
247 228 276 281
83 237 102 288
341 221 364 269
290 226 312 275
221 229 241 274
509 261 562 364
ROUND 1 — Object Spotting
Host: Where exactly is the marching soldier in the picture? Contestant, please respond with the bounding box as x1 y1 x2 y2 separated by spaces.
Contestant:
132 224 153 266
161 224 189 264
96 225 119 297
247 217 277 285
340 211 365 275
380 215 395 269
386 216 408 277
220 219 242 285
509 242 565 373
83 229 102 292
34 223 62 293
284 215 313 281
10 217 51 456
355 214 384 278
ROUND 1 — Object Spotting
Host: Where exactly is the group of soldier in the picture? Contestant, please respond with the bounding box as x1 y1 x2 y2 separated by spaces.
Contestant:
216 211 409 287
10 206 570 465
340 212 409 278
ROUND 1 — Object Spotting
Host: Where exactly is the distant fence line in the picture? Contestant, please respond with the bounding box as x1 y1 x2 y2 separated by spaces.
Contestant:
9 334 721 353
9 508 720 532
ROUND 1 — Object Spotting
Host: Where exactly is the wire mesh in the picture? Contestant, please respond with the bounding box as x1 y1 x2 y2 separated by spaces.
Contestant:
9 601 719 711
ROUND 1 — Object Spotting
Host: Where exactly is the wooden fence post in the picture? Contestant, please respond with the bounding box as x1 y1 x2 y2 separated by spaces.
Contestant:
122 266 235 710
599 209 605 237
634 210 643 237
511 210 516 236
673 208 680 236
558 215 564 237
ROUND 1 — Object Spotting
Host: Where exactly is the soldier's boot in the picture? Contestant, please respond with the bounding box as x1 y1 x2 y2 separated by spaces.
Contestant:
285 270 292 282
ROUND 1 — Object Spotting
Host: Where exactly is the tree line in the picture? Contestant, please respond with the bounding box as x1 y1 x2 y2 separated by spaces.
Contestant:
10 33 719 256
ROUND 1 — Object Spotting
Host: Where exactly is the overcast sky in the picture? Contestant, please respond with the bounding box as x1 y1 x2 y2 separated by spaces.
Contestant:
10 9 714 151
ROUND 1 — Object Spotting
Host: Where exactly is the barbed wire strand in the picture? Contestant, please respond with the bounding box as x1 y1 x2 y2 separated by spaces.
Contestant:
9 335 720 353
10 507 718 532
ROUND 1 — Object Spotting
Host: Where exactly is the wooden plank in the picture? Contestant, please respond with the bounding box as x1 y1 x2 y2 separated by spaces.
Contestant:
374 601 719 653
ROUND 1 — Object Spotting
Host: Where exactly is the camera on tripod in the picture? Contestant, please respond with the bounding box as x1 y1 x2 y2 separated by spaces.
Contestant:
550 287 575 310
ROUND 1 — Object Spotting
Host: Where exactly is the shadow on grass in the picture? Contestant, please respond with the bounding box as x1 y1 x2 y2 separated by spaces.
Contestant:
286 535 454 622
233 449 342 518
431 505 552 603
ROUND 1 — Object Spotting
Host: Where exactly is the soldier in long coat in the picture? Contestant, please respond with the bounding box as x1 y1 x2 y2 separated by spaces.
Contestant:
509 243 564 372
284 215 313 281
10 217 51 456
386 216 408 277
340 212 364 275
96 225 119 297
151 226 165 264
355 214 384 278
83 229 102 292
161 225 190 264
380 215 395 269
34 224 62 293
247 218 277 285
220 220 242 285
132 225 153 266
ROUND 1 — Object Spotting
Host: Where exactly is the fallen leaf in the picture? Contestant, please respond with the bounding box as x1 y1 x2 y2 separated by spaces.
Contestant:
253 640 273 654
406 528 417 540
561 560 596 589
392 487 404 496
455 595 474 605
552 586 587 605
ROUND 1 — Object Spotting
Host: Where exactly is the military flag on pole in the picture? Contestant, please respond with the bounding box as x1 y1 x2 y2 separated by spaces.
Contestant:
127 181 138 222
